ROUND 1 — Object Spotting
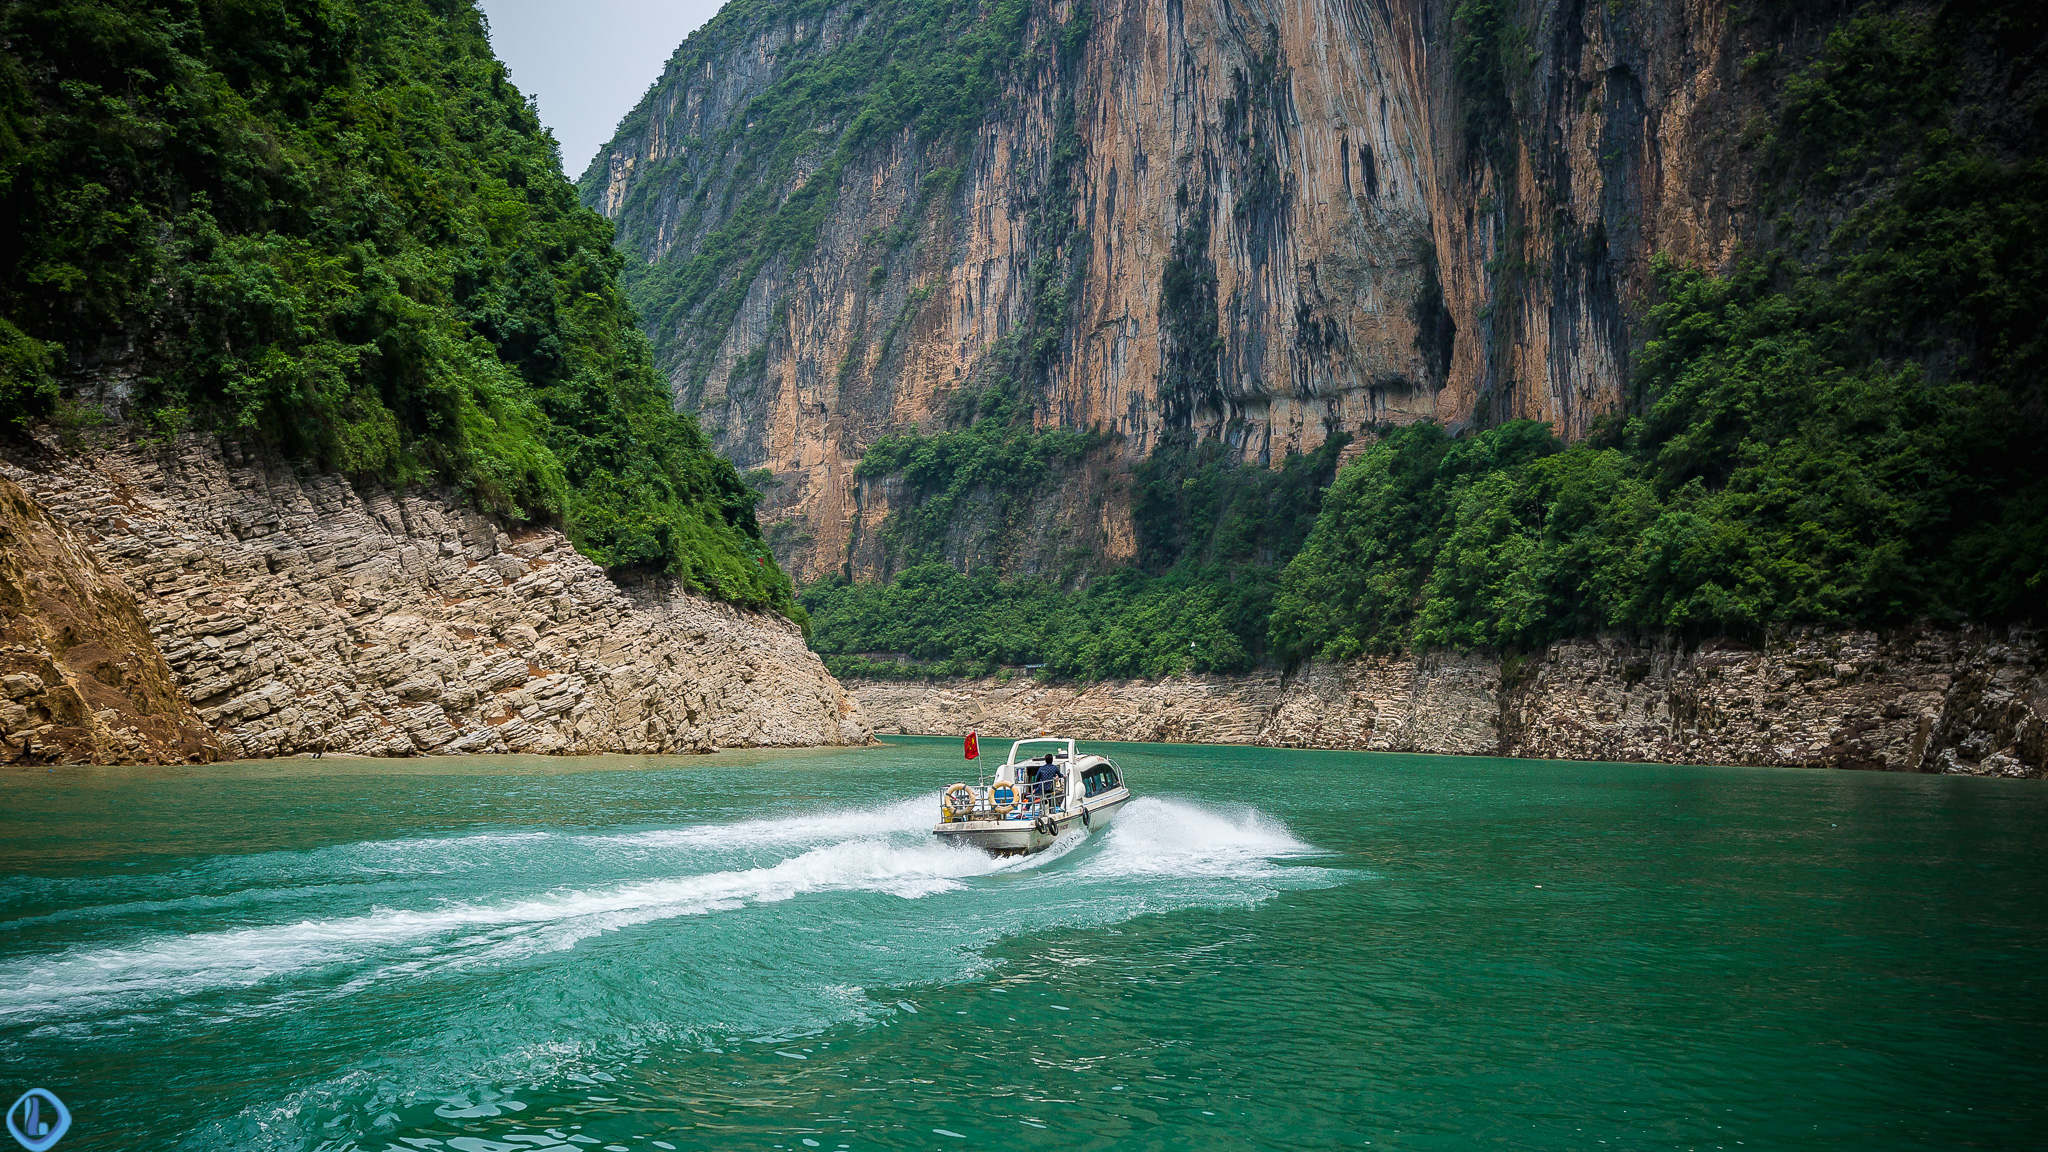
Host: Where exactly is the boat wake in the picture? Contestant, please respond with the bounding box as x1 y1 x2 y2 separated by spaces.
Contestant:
0 792 1327 1031
1082 795 1321 877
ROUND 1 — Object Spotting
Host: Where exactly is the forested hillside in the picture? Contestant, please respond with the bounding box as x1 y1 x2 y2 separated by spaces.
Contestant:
0 0 797 615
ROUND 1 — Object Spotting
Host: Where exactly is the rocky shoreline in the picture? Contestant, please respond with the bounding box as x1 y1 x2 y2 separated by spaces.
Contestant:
7 438 2041 777
3 437 871 764
851 629 2046 777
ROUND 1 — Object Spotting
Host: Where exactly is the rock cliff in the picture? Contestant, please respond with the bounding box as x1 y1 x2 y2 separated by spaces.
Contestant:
1 475 220 764
851 628 2046 776
586 0 1824 581
2 439 870 763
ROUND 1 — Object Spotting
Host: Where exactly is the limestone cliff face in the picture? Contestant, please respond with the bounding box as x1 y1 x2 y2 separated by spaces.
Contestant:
3 439 871 761
588 0 1811 580
1 475 220 764
850 627 2048 776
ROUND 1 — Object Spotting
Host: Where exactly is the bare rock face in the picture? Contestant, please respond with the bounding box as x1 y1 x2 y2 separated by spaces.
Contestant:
1 475 221 764
589 0 1813 581
1257 653 1505 755
851 628 2047 776
1500 632 2047 775
852 672 1290 746
3 440 871 760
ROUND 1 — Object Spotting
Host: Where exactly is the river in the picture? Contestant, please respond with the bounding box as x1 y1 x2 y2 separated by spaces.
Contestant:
1 738 2043 1150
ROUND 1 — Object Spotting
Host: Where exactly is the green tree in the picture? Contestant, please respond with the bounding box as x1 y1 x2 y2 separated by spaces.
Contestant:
0 0 798 615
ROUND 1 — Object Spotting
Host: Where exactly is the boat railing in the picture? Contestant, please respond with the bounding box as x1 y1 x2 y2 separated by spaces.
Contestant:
941 778 1068 823
940 752 1117 824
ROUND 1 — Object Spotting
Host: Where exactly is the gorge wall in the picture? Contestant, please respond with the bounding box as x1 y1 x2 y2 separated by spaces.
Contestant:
586 0 1807 581
851 628 2048 777
1 438 871 764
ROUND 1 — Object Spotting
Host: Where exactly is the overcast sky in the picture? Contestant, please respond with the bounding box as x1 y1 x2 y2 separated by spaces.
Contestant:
478 0 728 178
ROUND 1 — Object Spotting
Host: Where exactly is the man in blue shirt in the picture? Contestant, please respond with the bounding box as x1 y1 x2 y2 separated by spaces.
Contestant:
1031 753 1059 801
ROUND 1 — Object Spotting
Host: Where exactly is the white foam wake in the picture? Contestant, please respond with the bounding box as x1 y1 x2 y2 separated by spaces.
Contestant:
0 822 996 1024
578 794 937 853
262 795 938 877
0 794 1326 1027
1081 796 1324 878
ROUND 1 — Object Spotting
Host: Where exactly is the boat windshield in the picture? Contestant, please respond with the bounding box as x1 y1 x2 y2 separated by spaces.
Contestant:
1006 738 1075 767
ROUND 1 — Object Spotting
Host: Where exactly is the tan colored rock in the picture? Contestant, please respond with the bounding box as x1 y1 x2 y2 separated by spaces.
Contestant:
1257 653 1502 755
4 438 871 760
1501 633 2048 774
853 672 1288 745
593 0 1800 582
851 629 2047 776
1 474 221 764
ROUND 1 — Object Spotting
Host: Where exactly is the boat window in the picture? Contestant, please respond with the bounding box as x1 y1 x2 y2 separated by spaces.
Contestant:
1081 766 1119 797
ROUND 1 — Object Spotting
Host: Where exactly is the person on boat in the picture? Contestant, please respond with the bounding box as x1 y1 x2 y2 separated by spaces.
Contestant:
1031 754 1059 799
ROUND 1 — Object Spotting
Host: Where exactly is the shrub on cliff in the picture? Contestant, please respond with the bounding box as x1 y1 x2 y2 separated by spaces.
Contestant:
0 0 797 615
1270 6 2047 660
804 435 1350 681
585 0 1048 388
0 318 58 431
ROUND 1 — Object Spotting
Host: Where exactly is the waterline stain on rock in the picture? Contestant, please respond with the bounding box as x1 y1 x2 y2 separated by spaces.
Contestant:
5 438 872 762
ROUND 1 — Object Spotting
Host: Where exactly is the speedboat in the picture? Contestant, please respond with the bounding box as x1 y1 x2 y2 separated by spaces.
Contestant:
932 737 1132 855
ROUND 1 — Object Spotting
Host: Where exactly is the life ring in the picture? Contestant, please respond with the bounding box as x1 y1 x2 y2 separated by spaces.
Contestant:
989 781 1017 813
1033 815 1058 838
943 783 975 817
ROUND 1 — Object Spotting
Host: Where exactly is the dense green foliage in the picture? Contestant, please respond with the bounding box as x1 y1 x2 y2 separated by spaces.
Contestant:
0 0 796 612
0 318 59 429
802 563 1282 681
1132 434 1349 573
588 0 1063 385
804 435 1349 680
853 379 1103 563
1272 6 2047 658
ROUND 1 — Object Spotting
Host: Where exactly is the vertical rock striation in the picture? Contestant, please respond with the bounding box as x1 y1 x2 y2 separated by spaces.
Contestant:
3 440 871 761
587 0 1821 581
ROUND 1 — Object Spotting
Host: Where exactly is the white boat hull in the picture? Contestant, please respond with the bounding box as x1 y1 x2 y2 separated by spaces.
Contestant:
933 792 1129 856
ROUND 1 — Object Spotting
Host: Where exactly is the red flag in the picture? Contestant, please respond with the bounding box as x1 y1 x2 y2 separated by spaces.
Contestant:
964 730 980 760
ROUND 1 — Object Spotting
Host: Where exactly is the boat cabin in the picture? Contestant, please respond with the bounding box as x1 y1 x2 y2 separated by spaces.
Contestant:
935 735 1132 853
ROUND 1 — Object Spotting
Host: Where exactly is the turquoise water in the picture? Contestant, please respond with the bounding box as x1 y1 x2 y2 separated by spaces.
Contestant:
2 738 2044 1151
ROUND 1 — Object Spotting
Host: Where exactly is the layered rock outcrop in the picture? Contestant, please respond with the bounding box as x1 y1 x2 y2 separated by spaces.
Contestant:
852 628 2047 776
2 439 870 762
1 475 220 764
588 0 1823 580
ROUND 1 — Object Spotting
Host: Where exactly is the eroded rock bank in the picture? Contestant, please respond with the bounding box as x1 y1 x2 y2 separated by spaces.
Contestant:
1 475 221 764
851 631 2046 777
2 438 870 763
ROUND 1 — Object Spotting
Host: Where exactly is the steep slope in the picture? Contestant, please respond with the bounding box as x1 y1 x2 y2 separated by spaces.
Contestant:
4 439 869 759
0 0 875 762
1 0 797 613
593 0 2045 696
584 0 1836 583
